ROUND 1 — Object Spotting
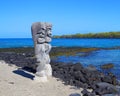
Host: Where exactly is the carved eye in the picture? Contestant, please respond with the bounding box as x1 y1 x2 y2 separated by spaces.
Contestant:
41 28 45 30
37 31 45 36
46 28 51 31
41 32 45 35
39 31 45 35
49 28 51 30
48 28 51 30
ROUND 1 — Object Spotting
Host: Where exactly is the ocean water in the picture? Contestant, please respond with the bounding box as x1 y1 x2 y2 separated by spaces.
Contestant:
0 38 33 48
57 49 120 78
57 49 120 67
0 38 120 48
52 38 120 48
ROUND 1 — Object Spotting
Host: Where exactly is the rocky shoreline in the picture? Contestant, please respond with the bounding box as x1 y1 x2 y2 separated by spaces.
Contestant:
0 47 120 96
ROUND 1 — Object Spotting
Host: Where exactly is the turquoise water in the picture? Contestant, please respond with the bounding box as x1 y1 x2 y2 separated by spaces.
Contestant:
0 38 120 48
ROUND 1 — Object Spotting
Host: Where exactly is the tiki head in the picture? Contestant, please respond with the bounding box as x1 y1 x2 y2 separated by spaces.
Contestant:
31 22 52 44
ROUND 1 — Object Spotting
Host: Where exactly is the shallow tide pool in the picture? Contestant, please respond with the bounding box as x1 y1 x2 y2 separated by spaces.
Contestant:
56 49 120 78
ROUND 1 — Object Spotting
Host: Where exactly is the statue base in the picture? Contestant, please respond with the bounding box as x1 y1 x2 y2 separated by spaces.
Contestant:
45 64 52 76
33 76 48 82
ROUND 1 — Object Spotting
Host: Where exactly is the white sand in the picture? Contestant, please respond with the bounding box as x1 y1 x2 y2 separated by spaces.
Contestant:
0 61 84 96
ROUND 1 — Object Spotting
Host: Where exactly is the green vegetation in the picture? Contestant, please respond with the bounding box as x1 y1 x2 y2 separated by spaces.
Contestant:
101 63 114 69
53 32 120 38
50 47 99 57
0 47 99 57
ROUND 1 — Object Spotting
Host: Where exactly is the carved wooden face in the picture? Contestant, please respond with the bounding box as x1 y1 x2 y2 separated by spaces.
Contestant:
37 26 46 38
45 25 52 43
31 22 52 44
46 27 52 37
36 23 46 44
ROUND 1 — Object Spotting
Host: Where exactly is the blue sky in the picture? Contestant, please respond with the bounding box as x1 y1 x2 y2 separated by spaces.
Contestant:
0 0 120 38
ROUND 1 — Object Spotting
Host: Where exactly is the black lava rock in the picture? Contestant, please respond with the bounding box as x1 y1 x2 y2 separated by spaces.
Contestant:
69 93 81 96
93 82 118 95
81 89 96 96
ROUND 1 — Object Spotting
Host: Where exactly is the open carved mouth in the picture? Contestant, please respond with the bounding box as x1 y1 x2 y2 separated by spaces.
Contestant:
47 33 52 37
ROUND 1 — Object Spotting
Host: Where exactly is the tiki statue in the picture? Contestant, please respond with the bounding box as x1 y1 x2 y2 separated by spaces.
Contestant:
31 22 52 82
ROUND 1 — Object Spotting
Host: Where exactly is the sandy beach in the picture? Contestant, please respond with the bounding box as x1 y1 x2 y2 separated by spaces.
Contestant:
0 61 84 96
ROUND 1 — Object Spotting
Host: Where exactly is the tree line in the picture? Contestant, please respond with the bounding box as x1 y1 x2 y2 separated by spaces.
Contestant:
53 32 120 39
